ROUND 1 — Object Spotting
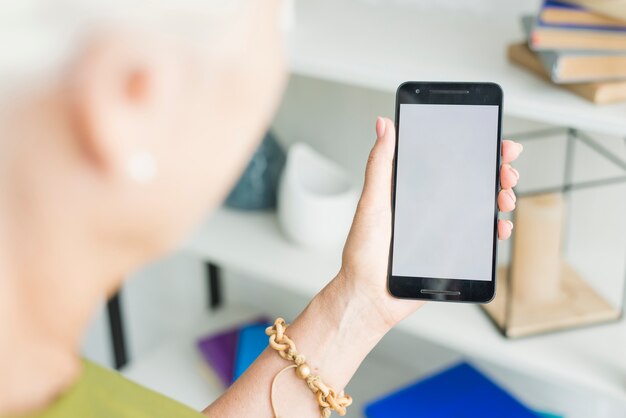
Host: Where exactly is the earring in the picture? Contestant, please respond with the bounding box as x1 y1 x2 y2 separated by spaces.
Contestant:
126 152 157 183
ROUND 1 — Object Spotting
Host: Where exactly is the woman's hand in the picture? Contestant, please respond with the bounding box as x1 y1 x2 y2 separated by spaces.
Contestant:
338 117 523 332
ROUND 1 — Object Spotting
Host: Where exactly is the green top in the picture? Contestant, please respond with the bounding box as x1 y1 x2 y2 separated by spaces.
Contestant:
14 360 203 418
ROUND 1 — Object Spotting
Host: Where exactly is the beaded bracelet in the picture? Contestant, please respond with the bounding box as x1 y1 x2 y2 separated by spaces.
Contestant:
266 318 352 418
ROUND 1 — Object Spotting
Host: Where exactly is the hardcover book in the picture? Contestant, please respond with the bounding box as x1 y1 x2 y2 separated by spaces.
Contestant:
540 1 626 29
562 0 626 23
508 42 626 104
537 48 626 83
523 14 626 51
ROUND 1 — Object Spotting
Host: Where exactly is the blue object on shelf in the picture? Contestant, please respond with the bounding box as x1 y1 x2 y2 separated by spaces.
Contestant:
364 362 539 418
225 131 286 210
233 323 271 381
537 412 564 418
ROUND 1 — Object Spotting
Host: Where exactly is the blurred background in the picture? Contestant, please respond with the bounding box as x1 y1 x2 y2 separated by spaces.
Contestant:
63 0 626 416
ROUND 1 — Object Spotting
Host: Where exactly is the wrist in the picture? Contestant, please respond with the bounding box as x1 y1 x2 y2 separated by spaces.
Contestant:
209 276 392 418
324 272 394 339
284 276 391 392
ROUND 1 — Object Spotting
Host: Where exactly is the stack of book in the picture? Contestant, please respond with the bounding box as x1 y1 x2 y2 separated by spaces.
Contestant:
509 0 626 104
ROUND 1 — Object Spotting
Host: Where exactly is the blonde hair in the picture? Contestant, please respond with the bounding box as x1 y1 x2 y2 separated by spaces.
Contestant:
0 0 248 89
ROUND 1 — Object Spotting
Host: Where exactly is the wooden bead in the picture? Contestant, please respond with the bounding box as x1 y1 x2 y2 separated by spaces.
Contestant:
296 363 311 379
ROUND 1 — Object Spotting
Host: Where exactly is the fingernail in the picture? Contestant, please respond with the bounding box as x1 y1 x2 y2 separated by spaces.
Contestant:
510 166 520 180
506 220 514 230
376 117 386 138
517 143 524 153
506 189 516 203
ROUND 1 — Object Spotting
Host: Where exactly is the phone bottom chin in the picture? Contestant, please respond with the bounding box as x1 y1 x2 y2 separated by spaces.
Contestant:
387 277 495 304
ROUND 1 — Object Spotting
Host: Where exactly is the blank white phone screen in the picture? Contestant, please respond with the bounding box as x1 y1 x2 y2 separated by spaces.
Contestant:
391 104 499 281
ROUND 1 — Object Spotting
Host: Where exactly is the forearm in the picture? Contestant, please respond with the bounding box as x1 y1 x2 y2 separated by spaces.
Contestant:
203 275 391 417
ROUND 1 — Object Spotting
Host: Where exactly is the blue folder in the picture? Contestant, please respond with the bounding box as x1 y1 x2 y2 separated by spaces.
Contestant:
365 362 539 418
233 323 270 381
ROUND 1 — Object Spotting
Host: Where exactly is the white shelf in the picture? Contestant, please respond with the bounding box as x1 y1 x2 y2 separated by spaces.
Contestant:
184 208 626 404
287 0 626 137
123 304 626 417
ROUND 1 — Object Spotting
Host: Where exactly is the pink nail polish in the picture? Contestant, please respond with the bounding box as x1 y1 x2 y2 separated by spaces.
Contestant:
376 117 386 138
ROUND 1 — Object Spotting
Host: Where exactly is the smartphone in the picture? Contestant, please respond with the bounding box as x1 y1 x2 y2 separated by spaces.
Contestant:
387 82 503 303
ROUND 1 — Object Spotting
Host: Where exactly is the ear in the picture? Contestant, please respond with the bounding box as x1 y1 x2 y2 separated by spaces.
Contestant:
68 34 183 179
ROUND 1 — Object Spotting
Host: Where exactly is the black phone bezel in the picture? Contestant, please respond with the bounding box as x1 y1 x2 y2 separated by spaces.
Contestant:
387 81 503 304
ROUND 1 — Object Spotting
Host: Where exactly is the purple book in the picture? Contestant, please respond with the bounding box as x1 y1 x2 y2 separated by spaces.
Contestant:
196 317 268 387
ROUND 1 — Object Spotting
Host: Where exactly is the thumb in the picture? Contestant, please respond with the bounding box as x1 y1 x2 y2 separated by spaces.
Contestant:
358 117 396 211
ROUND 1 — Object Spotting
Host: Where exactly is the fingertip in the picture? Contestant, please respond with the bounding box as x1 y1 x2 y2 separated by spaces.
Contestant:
498 219 513 240
500 164 519 189
498 189 516 212
502 140 523 163
373 117 395 156
376 117 386 138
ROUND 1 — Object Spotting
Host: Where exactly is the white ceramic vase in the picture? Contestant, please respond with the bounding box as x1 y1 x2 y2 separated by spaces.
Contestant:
277 143 359 250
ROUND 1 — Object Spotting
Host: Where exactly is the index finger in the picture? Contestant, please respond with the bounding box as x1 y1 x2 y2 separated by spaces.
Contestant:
502 140 523 164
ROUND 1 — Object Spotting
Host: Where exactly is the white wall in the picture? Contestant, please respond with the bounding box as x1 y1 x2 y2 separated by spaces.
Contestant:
363 0 542 17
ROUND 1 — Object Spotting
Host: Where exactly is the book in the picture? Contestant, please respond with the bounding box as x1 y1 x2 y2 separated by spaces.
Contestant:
522 14 626 51
508 42 626 104
196 317 268 387
233 323 271 381
540 1 626 28
522 14 626 83
538 49 626 83
364 362 538 418
562 0 626 23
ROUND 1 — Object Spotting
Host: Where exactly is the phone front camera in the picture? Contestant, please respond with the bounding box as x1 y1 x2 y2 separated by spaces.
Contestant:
415 89 421 94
